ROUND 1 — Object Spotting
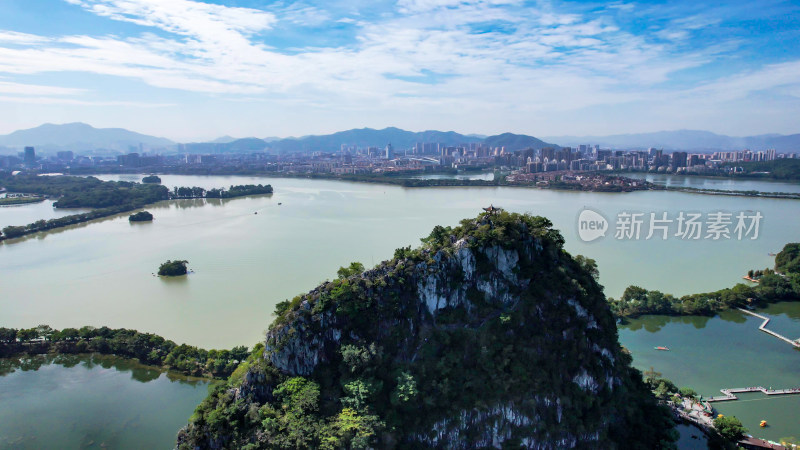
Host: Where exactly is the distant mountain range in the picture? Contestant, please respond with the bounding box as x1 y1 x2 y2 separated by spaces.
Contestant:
542 130 800 152
0 123 174 154
2 123 798 155
190 128 554 154
268 127 483 153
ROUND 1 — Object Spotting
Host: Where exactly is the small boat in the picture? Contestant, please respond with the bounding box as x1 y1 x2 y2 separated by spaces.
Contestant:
278 202 282 205
760 420 767 427
768 253 776 256
655 346 670 351
254 212 258 215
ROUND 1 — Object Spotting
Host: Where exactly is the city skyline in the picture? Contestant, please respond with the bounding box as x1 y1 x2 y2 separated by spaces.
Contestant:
0 0 799 141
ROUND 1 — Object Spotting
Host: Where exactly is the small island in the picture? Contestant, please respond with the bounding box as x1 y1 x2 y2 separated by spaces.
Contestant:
158 259 188 276
141 175 162 184
129 211 154 222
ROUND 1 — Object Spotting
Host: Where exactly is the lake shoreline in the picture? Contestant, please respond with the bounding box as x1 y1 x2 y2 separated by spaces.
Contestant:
66 168 800 199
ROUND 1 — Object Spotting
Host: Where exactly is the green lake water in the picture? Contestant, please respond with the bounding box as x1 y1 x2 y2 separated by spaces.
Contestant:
1 174 799 444
0 354 211 449
619 303 800 442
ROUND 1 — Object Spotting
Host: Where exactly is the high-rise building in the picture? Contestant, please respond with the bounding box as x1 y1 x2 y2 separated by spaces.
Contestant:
596 149 611 162
671 151 688 170
385 143 394 160
24 146 36 165
57 151 74 161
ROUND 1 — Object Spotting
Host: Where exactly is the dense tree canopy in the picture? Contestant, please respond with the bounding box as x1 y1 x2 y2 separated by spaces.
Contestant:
159 260 189 276
775 242 800 275
713 416 747 441
142 175 162 184
129 211 154 222
610 262 800 318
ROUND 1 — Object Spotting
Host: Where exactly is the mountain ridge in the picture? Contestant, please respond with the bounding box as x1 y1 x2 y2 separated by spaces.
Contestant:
3 122 798 154
0 122 174 153
543 129 800 152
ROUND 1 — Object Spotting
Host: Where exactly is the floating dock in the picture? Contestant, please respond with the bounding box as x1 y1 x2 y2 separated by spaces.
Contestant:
737 308 800 348
706 386 800 403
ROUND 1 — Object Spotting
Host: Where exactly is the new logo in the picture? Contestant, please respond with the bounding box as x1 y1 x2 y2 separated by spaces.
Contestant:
577 209 608 242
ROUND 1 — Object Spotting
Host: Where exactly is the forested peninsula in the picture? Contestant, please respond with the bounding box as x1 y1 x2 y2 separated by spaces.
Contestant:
0 325 250 379
611 243 800 318
0 172 272 241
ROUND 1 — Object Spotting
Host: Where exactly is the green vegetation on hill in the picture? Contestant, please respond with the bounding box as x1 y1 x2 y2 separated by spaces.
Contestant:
177 212 677 449
775 243 800 275
129 210 153 222
611 243 800 318
159 260 188 276
0 325 248 379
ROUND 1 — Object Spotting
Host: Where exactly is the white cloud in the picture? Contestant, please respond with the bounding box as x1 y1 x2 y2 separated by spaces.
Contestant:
0 95 173 107
687 60 800 102
0 31 51 44
0 0 795 136
0 81 85 96
64 0 276 36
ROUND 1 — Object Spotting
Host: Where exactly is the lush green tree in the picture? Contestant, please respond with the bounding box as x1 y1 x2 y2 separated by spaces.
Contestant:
274 377 321 414
16 328 38 343
129 211 154 222
713 415 747 442
391 371 418 404
775 243 800 275
333 408 383 449
337 262 365 279
2 225 26 239
679 387 698 399
0 328 18 343
574 255 599 280
158 260 189 276
141 175 162 184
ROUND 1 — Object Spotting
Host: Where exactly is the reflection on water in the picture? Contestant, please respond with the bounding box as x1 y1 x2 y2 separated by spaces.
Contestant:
0 353 204 385
621 314 712 333
0 353 211 449
619 302 800 441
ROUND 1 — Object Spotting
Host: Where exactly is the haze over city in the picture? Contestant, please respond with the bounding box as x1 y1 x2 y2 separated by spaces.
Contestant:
0 0 798 142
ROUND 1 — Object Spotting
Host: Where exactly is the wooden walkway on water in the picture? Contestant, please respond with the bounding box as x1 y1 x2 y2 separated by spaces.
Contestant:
737 308 800 348
706 386 800 402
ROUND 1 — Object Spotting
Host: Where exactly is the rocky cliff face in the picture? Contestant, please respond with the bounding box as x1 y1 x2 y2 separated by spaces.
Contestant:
177 212 676 449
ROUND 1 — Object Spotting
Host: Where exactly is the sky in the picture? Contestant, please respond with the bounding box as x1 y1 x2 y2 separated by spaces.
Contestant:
0 0 798 142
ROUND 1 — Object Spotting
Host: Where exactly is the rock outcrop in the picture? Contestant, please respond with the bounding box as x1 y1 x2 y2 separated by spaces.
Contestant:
177 211 676 449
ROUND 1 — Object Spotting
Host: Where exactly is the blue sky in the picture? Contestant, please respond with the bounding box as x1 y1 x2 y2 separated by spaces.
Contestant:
0 0 798 141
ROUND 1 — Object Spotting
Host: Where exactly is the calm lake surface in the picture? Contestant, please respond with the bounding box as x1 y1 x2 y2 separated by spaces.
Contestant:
626 173 800 193
0 199 91 227
619 302 800 442
0 354 210 449
2 174 798 349
1 174 798 444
